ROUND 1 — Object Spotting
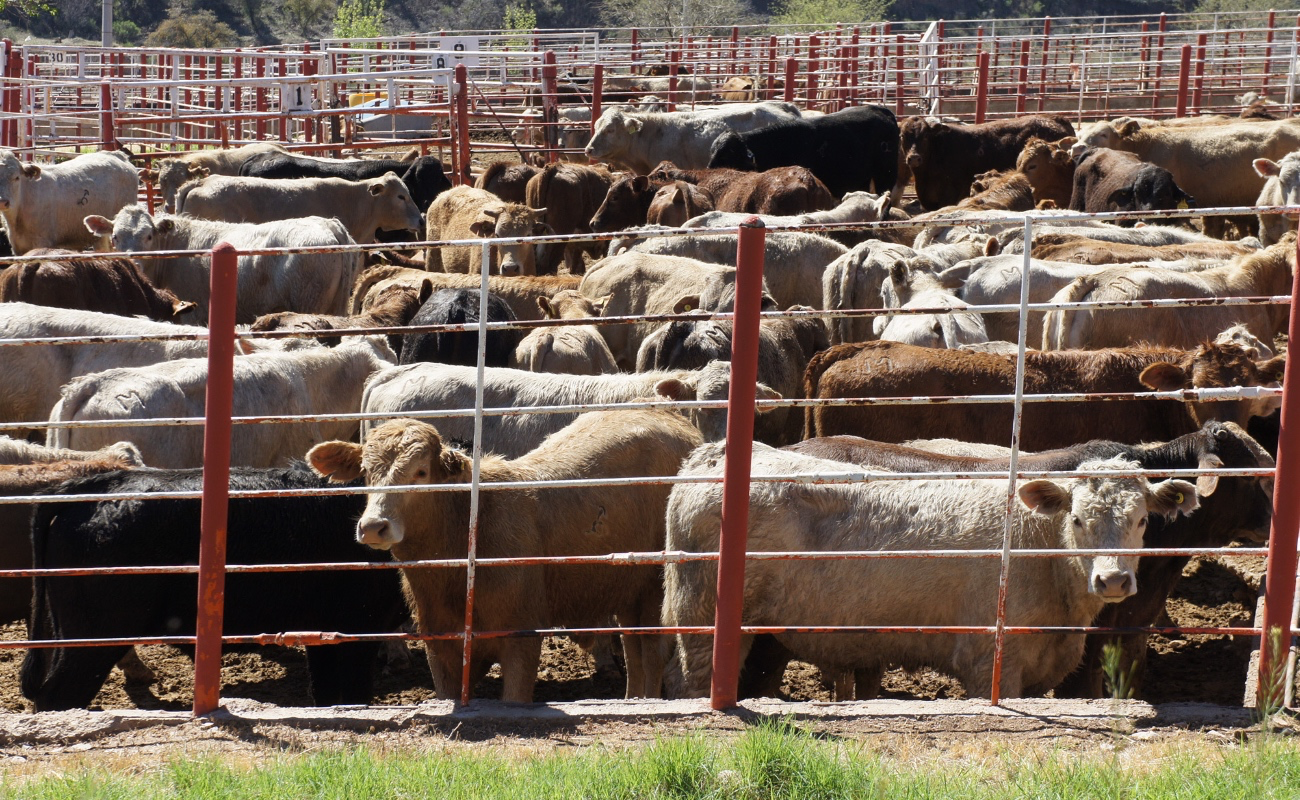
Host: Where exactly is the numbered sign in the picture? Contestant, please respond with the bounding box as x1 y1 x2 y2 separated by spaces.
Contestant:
431 37 481 69
279 82 315 113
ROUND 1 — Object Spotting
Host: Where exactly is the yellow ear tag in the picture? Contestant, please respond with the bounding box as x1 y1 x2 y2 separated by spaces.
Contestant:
1175 491 1184 504
683 305 692 312
1177 200 1189 209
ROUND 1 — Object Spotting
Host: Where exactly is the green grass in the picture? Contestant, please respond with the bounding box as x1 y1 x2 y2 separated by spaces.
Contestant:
3 719 1300 799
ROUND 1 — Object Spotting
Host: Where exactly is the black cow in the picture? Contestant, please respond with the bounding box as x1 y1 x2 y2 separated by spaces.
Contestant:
707 105 899 199
21 464 407 711
399 288 522 367
240 152 452 212
1069 146 1194 219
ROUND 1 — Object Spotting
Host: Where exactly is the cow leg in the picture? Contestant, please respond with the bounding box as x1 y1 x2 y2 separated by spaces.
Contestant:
1202 215 1226 240
563 244 584 276
21 644 129 712
854 666 883 700
830 670 855 701
499 638 541 703
116 647 156 685
674 632 716 698
424 640 460 700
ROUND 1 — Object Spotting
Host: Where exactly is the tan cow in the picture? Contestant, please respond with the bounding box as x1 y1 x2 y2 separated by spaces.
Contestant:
1080 117 1300 237
716 76 757 102
307 409 703 701
1015 137 1077 208
510 290 617 375
148 142 287 213
425 186 549 277
347 265 580 321
1042 234 1295 350
174 173 423 244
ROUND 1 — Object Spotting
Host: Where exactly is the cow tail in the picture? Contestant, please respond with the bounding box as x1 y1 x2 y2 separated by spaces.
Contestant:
531 332 554 372
938 311 963 349
1042 277 1096 350
802 345 849 439
526 163 557 210
47 377 95 450
19 502 63 702
824 259 854 346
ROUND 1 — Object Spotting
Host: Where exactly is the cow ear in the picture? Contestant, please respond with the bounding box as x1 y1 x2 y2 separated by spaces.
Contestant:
84 215 113 236
21 163 40 179
625 118 643 134
674 294 701 314
936 268 966 291
1259 354 1285 383
888 260 909 288
142 168 158 182
307 441 364 483
1139 362 1188 391
417 278 434 305
368 182 385 196
1018 479 1071 515
632 175 650 192
1254 158 1282 178
156 217 175 234
532 222 551 237
1146 479 1200 519
172 299 198 318
875 191 892 217
1195 453 1224 497
188 165 209 178
754 382 783 413
592 294 611 315
983 236 1000 257
1116 119 1140 137
654 378 694 400
440 447 467 476
538 296 555 317
469 217 495 237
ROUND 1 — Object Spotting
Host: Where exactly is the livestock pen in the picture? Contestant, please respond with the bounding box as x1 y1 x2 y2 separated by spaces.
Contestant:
0 204 1291 715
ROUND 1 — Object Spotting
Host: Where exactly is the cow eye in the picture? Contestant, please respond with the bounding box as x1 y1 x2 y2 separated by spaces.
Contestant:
415 468 428 479
1071 515 1082 528
1138 518 1148 528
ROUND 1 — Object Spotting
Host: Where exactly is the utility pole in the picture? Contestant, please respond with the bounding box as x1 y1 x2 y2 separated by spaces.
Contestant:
102 0 112 47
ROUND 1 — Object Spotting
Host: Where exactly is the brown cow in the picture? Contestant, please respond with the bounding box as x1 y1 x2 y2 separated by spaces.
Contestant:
473 161 542 204
1042 235 1294 350
347 265 580 321
956 170 1036 211
1015 137 1077 207
716 76 757 102
525 163 615 274
251 281 431 355
1068 146 1194 215
900 114 1076 210
590 173 672 232
510 289 618 375
646 181 715 227
804 339 1284 449
0 249 196 322
1029 233 1257 264
307 409 703 701
649 163 835 215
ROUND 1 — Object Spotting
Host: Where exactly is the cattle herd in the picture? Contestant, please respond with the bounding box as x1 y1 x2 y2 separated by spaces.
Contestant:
0 83 1292 711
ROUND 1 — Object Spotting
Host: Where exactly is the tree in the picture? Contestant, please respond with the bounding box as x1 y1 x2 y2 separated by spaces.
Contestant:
283 0 334 38
145 7 239 46
333 0 383 38
770 0 890 25
600 0 758 37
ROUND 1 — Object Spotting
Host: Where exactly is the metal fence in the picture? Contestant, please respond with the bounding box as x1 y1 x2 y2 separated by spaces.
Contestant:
0 204 1292 714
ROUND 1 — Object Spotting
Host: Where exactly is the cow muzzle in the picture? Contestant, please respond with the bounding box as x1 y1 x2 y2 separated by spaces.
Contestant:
0 197 9 211
1091 569 1135 601
357 516 403 549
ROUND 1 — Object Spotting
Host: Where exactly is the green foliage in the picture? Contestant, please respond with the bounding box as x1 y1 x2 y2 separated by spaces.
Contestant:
1101 639 1138 702
770 0 890 25
282 0 333 37
600 0 758 36
332 0 382 39
112 16 141 42
503 0 535 30
144 6 238 46
0 0 52 17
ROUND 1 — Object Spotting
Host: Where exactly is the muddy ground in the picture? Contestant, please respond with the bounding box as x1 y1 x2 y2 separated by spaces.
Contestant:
0 556 1260 715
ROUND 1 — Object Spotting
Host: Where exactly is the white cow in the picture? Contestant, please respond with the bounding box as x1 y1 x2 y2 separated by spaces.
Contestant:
49 336 395 468
0 150 138 254
585 103 801 174
664 445 1199 699
874 260 988 348
85 206 363 324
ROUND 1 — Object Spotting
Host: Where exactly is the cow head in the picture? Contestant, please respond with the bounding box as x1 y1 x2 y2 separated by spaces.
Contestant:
1019 456 1198 602
652 360 782 441
585 109 641 163
1016 137 1075 206
1141 338 1286 426
85 204 171 254
590 173 659 232
470 202 547 277
155 160 208 213
1255 151 1300 209
707 132 757 171
401 156 452 213
0 150 43 216
539 289 605 320
368 173 424 239
309 419 468 552
1080 118 1141 150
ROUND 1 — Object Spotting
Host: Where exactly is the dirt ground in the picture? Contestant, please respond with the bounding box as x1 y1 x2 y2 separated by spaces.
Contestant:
0 555 1261 718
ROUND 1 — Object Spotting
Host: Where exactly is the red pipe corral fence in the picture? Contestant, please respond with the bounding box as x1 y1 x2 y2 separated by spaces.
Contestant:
0 9 1296 716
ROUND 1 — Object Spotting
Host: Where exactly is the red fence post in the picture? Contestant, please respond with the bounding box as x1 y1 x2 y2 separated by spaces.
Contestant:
1258 235 1300 708
668 49 680 110
1263 9 1277 93
541 50 559 164
806 35 819 108
2 39 14 150
729 26 739 75
975 51 990 124
1192 32 1207 115
630 28 640 72
709 218 767 711
1037 17 1051 112
590 63 603 136
99 81 117 151
766 36 777 100
783 57 796 103
454 63 470 186
894 34 905 116
192 242 239 717
1175 44 1192 118
1016 39 1030 114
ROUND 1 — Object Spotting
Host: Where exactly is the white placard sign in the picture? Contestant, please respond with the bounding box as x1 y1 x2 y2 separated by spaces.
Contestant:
279 82 315 113
430 37 482 69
